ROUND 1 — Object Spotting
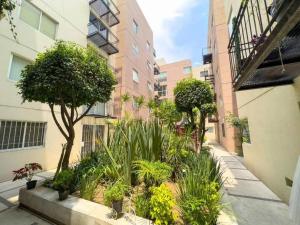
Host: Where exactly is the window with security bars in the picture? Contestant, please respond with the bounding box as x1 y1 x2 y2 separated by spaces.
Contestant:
0 120 47 150
81 125 105 157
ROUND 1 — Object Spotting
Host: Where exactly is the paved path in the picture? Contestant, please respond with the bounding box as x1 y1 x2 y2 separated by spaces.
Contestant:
0 170 55 225
210 143 294 225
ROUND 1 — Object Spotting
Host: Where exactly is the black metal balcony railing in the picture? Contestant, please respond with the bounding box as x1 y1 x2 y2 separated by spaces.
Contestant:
204 74 215 86
88 16 119 55
154 63 160 75
89 0 120 27
228 0 300 90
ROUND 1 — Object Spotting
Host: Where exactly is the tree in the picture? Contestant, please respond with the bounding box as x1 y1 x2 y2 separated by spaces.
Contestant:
156 100 181 129
174 78 216 151
0 0 17 39
134 96 145 117
18 41 117 171
121 92 131 117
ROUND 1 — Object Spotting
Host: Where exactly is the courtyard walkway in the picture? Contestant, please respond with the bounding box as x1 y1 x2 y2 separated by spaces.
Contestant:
0 170 55 225
211 143 294 225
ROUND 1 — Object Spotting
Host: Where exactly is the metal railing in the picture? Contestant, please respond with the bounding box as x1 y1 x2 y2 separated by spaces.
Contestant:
89 0 120 27
228 0 300 89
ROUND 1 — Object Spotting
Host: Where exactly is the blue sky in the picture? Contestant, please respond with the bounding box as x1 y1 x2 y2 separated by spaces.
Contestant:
136 0 209 65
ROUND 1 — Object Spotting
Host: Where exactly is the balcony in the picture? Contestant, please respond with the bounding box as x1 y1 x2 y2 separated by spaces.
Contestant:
203 48 212 64
89 0 120 27
88 15 119 55
204 73 215 86
154 63 160 75
83 102 114 118
228 0 300 90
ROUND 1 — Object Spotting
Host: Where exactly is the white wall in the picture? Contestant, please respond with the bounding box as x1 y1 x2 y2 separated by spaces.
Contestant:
0 0 90 181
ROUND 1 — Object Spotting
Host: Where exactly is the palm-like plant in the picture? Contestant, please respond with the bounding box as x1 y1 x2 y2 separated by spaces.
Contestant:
121 92 131 117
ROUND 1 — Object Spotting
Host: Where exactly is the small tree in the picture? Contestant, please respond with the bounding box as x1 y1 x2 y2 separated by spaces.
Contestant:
121 92 131 117
18 41 116 171
156 100 181 129
174 78 216 151
134 96 145 117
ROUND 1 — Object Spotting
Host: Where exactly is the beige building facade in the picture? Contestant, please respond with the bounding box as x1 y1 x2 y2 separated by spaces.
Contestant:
220 0 300 203
207 0 239 153
0 0 154 182
113 0 155 119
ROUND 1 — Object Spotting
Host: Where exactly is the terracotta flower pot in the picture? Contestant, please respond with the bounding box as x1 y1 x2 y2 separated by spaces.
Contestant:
58 190 69 201
26 180 37 190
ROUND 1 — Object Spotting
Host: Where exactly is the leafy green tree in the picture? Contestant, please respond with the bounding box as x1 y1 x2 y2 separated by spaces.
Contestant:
18 41 116 171
156 100 181 129
121 92 131 117
174 78 216 150
134 96 145 117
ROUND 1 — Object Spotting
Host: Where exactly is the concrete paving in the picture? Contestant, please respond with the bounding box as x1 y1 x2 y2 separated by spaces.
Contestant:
0 170 55 225
211 143 294 225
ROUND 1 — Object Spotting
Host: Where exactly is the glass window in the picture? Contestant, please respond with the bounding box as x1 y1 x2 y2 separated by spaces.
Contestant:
132 43 139 55
147 61 152 70
9 55 30 81
158 85 167 97
20 0 57 39
133 19 138 34
0 120 46 150
81 125 105 157
147 82 153 91
183 66 192 74
146 41 150 50
132 98 139 109
20 0 41 29
242 119 251 144
40 14 57 39
200 70 209 77
156 72 167 82
83 103 106 116
132 69 139 83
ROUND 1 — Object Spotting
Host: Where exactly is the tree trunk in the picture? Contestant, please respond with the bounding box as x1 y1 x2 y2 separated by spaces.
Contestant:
54 144 66 179
61 136 74 170
199 113 206 151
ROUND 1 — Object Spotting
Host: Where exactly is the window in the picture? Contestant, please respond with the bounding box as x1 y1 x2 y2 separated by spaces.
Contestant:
157 85 167 97
133 19 138 34
147 81 153 91
9 55 30 81
0 120 47 151
81 125 105 157
132 98 139 109
132 43 139 55
207 127 214 133
183 66 192 75
20 0 57 39
132 69 139 83
200 70 209 77
221 123 226 137
146 41 150 50
147 61 152 70
83 103 106 116
156 72 167 82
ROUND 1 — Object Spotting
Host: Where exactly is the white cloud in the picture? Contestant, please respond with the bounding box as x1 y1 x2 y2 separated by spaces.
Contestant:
137 0 200 63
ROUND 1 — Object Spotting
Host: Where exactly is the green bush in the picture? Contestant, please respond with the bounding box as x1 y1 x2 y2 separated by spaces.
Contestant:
134 160 172 188
80 167 102 201
135 194 150 218
149 184 176 225
104 181 128 206
179 182 221 225
53 169 74 191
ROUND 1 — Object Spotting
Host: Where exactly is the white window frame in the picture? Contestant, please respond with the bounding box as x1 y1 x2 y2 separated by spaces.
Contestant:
132 43 139 55
183 66 192 75
133 19 139 34
146 41 151 50
147 61 152 71
19 0 58 39
0 120 47 152
132 69 139 83
7 53 31 82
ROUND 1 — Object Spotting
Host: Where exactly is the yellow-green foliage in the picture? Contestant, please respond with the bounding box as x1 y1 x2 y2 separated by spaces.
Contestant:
150 184 176 225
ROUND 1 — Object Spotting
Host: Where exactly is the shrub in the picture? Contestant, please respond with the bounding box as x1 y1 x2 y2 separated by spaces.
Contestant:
179 182 221 225
150 184 176 225
104 181 128 206
13 163 42 182
134 160 172 188
135 194 150 218
80 167 102 201
53 169 74 191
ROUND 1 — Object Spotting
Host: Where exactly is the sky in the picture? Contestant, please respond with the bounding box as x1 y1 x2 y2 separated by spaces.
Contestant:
136 0 209 66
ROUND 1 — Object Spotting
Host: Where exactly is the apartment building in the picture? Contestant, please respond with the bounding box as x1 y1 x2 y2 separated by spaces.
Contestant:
221 0 300 203
112 0 155 119
0 0 151 182
154 59 216 140
207 0 240 154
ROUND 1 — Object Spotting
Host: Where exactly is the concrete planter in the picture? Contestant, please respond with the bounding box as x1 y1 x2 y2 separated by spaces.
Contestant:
19 187 152 225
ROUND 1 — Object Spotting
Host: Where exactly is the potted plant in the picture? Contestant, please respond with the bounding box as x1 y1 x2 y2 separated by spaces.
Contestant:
13 163 42 190
104 181 128 218
53 169 74 201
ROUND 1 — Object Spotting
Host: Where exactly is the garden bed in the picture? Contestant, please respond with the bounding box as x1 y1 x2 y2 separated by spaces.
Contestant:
19 186 151 225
